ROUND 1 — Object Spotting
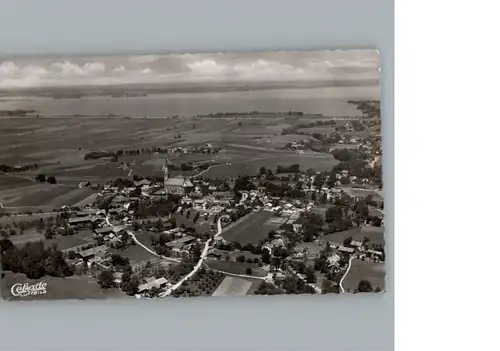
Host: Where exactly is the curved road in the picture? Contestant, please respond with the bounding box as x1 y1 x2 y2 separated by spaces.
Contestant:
289 267 322 294
339 256 356 293
160 215 230 297
202 262 267 281
105 215 180 263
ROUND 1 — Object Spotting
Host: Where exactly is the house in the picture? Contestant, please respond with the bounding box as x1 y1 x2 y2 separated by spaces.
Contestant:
327 253 341 266
68 215 93 226
337 246 355 254
180 196 193 205
94 227 115 235
75 209 98 217
113 272 124 285
193 198 208 210
108 208 125 215
206 248 223 259
165 235 196 249
367 249 383 257
270 238 285 248
78 245 108 260
134 179 151 187
113 195 128 203
138 277 169 293
350 240 364 248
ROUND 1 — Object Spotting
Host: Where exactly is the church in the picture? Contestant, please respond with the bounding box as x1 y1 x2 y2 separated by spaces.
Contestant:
163 157 194 196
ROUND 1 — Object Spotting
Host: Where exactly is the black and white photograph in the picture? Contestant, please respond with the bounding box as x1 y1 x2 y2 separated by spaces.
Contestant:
0 49 384 300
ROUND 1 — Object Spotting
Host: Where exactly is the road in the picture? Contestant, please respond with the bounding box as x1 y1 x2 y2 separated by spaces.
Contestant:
160 214 230 297
339 256 356 293
288 267 322 294
104 215 180 263
192 165 215 178
239 192 248 205
201 262 267 281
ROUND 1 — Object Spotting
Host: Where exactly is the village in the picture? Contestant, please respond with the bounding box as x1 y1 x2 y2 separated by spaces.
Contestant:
1 136 385 299
1 96 385 299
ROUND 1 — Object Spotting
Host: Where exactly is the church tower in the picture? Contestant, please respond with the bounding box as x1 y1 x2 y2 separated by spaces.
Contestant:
163 156 169 195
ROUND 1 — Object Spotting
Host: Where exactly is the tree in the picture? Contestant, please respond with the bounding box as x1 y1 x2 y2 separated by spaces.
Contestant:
357 279 374 293
261 249 271 264
233 176 255 193
245 267 253 275
132 220 141 231
44 227 55 240
98 270 115 289
326 206 343 223
236 255 246 263
191 243 203 260
111 254 130 267
47 176 57 184
35 174 46 183
149 286 162 297
259 166 267 175
268 230 276 239
123 274 140 295
305 266 317 283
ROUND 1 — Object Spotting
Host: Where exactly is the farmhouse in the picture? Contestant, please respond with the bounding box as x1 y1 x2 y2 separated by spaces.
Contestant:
367 249 383 257
212 191 234 201
68 215 93 226
94 227 113 236
337 245 355 254
206 248 223 259
78 245 108 260
134 179 151 187
165 235 196 249
327 253 341 266
138 277 169 293
350 240 364 248
113 272 124 285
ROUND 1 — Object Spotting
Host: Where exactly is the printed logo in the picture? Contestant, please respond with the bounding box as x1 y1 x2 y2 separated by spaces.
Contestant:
10 281 48 297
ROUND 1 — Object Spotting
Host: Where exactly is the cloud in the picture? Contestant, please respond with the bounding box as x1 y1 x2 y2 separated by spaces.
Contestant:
50 61 106 77
128 55 160 64
0 50 379 89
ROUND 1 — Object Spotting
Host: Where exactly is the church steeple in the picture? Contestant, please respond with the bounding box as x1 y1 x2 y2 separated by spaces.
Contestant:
163 156 169 194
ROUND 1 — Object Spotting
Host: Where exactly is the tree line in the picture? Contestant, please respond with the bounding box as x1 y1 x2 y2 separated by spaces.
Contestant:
0 163 39 173
35 174 57 184
0 238 74 279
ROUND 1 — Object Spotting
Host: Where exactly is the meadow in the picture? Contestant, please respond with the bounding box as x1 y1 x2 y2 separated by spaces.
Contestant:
341 259 385 293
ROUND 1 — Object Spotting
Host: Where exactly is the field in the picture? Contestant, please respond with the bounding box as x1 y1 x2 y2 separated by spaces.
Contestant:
171 211 213 234
346 187 383 199
296 127 336 134
204 259 268 277
0 115 340 185
110 244 158 264
8 229 94 250
341 259 385 293
321 225 385 249
172 269 225 298
201 152 337 179
211 276 254 297
0 175 98 213
133 231 163 251
221 211 280 245
1 272 130 301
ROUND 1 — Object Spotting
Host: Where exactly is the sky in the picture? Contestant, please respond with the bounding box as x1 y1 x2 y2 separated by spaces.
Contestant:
0 50 379 89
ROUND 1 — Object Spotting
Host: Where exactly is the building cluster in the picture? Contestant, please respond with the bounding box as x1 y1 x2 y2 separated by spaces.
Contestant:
167 143 220 154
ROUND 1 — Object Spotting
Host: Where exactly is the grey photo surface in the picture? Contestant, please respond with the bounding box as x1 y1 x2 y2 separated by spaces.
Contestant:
0 49 384 301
